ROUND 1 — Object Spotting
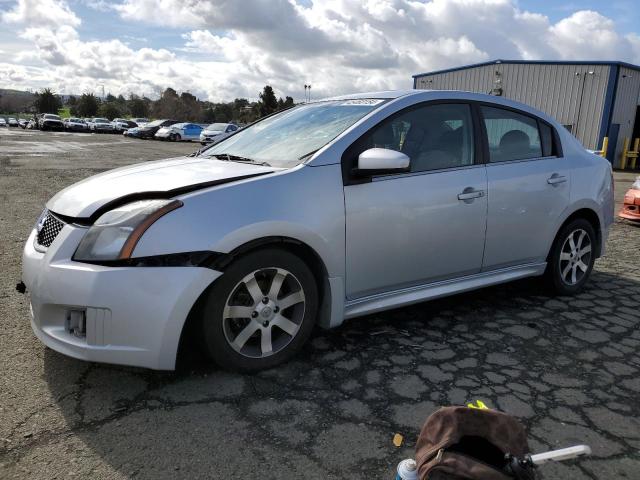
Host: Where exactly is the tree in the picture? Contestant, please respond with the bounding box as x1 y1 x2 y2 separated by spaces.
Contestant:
282 96 294 108
201 106 216 123
258 85 278 117
34 88 62 114
128 97 149 118
98 102 121 120
77 93 99 117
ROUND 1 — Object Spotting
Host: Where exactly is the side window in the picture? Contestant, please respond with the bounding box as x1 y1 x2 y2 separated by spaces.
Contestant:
481 106 542 162
539 122 554 157
354 103 475 173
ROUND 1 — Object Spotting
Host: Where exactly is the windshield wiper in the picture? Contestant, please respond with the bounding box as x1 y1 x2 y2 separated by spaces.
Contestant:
298 148 320 161
214 153 271 166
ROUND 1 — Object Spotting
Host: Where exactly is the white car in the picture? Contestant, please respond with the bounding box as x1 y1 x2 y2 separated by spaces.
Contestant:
88 118 115 133
154 122 202 141
21 90 614 372
112 118 133 132
131 117 149 127
63 118 89 132
0 118 6 127
200 123 238 144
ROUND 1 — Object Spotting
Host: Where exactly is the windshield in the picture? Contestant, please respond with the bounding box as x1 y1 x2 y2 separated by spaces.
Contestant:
94 118 109 123
206 123 228 130
146 120 165 127
202 99 385 167
44 114 61 120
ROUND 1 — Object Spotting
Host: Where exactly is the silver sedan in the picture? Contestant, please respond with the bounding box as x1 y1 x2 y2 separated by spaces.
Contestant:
22 90 613 372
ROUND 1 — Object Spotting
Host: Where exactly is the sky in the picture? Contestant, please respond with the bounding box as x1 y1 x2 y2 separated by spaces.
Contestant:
1 0 640 102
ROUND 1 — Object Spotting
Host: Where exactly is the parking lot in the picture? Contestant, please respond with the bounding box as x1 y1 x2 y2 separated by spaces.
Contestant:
0 128 639 479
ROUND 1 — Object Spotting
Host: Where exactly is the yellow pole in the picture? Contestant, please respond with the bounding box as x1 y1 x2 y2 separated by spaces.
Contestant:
600 137 608 158
632 138 640 170
621 138 629 170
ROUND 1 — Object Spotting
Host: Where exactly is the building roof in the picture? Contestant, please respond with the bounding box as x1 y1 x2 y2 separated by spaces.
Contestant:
412 59 640 78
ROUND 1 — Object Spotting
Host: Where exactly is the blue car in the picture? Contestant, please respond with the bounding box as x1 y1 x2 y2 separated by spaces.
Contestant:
154 122 203 141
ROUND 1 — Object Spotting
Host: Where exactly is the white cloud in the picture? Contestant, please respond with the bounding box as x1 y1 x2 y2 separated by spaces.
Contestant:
2 0 80 28
1 0 640 102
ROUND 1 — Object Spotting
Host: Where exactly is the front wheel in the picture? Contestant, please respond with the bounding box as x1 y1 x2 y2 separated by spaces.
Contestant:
200 249 318 372
546 219 596 295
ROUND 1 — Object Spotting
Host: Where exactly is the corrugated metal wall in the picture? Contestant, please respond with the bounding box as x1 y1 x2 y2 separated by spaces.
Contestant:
415 63 611 150
611 67 640 167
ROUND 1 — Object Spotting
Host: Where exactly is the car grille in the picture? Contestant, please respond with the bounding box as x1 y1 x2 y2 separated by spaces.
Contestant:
36 211 65 248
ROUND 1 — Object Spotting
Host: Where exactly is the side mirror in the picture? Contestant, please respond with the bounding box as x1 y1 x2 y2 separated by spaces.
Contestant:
354 148 410 176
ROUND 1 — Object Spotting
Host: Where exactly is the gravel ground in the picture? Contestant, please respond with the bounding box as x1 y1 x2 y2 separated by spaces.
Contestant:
1 128 639 479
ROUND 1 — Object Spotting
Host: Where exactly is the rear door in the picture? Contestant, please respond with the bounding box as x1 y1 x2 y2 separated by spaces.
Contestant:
343 102 488 299
184 124 199 140
480 105 570 270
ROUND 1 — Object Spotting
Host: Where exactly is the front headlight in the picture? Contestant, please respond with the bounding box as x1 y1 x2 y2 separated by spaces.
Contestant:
73 199 182 262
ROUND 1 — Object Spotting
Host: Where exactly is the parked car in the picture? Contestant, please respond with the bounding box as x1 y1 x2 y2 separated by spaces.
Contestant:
26 119 37 129
112 118 137 133
21 90 614 372
200 122 238 144
0 118 6 127
131 117 149 127
8 117 19 127
38 114 64 131
123 119 178 139
18 119 28 129
619 176 640 221
63 118 89 132
88 117 115 133
155 122 203 141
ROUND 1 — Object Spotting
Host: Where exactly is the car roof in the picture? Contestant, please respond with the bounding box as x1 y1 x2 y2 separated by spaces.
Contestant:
322 90 416 101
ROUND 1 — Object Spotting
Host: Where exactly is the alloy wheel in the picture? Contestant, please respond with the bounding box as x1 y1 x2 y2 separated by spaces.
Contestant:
222 267 306 358
558 228 592 285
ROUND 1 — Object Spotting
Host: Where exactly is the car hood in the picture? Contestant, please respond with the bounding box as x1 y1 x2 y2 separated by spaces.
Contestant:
47 156 277 219
203 129 223 135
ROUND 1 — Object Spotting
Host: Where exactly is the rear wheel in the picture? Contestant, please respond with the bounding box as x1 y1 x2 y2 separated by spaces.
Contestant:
200 249 318 372
546 218 596 295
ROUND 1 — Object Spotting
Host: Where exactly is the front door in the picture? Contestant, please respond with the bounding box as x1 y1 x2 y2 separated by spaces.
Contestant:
343 102 488 299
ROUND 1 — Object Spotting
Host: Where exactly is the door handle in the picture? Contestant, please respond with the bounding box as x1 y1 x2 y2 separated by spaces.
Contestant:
547 174 567 185
457 189 485 201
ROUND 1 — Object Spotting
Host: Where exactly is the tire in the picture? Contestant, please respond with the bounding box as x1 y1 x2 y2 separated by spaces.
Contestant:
200 248 318 372
546 218 596 295
174 133 181 142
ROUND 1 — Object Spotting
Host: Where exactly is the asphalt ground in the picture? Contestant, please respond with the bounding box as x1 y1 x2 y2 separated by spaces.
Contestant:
1 127 639 479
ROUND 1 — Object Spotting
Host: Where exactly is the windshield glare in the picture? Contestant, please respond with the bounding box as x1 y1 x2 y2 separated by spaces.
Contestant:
203 99 385 167
207 123 228 130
